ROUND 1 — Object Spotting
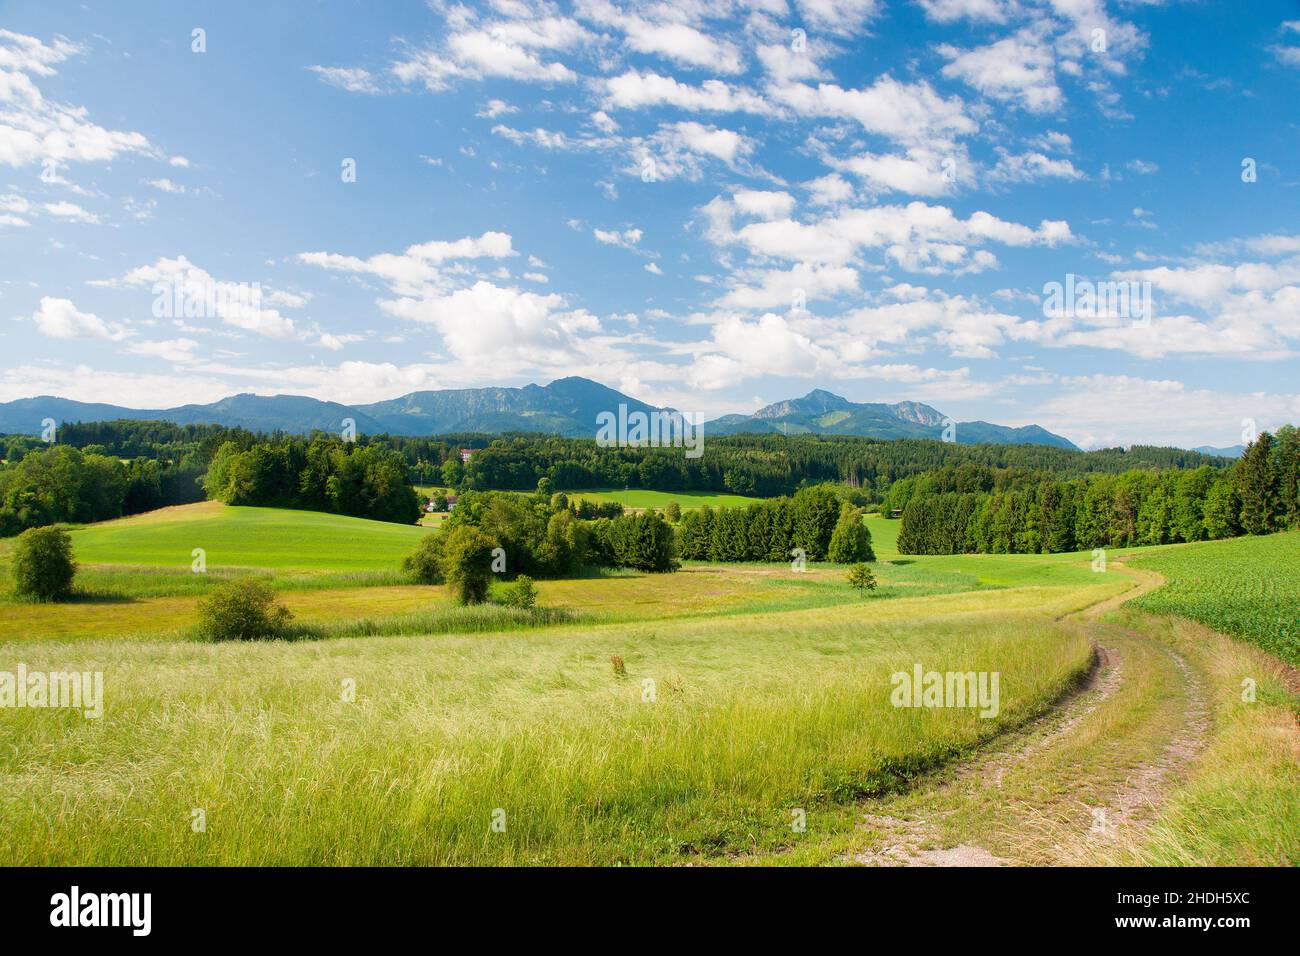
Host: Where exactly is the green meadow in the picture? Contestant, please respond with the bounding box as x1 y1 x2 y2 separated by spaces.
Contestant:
0 501 1296 866
566 488 765 511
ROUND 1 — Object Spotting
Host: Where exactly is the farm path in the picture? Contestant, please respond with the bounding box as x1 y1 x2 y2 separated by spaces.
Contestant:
847 563 1212 867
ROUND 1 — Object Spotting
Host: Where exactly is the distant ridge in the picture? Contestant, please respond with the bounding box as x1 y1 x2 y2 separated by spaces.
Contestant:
0 377 1077 450
706 389 1079 450
1190 444 1246 459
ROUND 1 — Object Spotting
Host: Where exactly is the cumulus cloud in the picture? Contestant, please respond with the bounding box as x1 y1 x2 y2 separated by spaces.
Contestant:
938 32 1062 113
30 296 123 340
393 8 586 90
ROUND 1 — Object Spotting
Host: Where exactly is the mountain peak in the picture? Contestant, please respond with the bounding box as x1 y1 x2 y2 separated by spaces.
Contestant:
754 388 851 419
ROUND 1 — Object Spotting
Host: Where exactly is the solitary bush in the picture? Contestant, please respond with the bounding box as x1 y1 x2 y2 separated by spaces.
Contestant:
664 501 682 523
502 574 538 610
196 579 294 640
828 504 876 563
403 532 446 584
846 563 877 594
11 525 77 601
442 525 499 605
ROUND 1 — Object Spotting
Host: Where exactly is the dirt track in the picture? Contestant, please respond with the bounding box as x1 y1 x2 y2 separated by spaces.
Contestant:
850 565 1212 867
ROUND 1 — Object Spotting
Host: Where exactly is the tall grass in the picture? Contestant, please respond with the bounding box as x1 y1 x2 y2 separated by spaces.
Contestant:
0 604 1091 865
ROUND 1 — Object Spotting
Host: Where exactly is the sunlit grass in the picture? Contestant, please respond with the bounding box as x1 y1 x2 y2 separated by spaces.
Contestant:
0 601 1093 865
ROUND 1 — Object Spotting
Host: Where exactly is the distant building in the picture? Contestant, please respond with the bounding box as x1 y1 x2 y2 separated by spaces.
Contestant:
459 448 474 464
445 495 459 510
888 508 903 519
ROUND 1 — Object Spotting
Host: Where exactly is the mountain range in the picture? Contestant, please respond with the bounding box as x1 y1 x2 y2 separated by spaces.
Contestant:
0 376 1084 449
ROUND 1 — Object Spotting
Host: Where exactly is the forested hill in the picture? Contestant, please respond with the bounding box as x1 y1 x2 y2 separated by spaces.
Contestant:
0 419 1255 538
9 420 1226 496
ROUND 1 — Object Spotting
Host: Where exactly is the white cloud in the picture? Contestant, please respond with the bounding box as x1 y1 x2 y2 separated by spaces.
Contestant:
769 75 974 148
43 200 99 223
0 30 155 168
393 11 586 90
593 226 643 248
30 296 121 339
732 189 796 220
938 32 1062 113
125 337 200 361
794 0 881 37
602 70 771 114
915 0 1007 23
100 256 299 340
478 98 518 118
308 65 381 94
1037 374 1300 449
577 1 744 74
298 231 515 296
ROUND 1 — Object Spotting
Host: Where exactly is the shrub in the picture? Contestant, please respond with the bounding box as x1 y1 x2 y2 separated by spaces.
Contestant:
11 525 77 601
502 574 538 610
664 501 682 523
196 579 293 640
827 504 876 563
403 532 446 584
442 525 499 605
846 563 877 593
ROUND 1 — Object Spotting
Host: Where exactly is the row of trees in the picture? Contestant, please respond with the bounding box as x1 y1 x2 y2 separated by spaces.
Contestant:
425 489 678 579
203 437 420 524
677 486 875 563
0 444 205 536
897 430 1299 554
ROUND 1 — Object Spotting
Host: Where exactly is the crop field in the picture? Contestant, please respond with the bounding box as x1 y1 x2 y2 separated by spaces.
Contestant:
1129 531 1300 666
1 501 1297 867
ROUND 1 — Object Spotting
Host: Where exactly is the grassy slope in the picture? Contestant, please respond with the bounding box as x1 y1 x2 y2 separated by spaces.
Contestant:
62 501 428 571
1128 531 1300 665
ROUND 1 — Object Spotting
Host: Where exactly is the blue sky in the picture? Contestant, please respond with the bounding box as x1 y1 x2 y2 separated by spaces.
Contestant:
1 0 1298 448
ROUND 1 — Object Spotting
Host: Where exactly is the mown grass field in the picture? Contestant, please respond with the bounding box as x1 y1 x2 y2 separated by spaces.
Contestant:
0 501 1296 866
566 488 764 511
1129 531 1300 665
64 501 428 570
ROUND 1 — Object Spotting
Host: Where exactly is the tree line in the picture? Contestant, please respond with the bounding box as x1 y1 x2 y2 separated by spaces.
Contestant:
202 436 421 524
677 486 875 563
0 444 205 536
896 429 1299 555
405 489 678 596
